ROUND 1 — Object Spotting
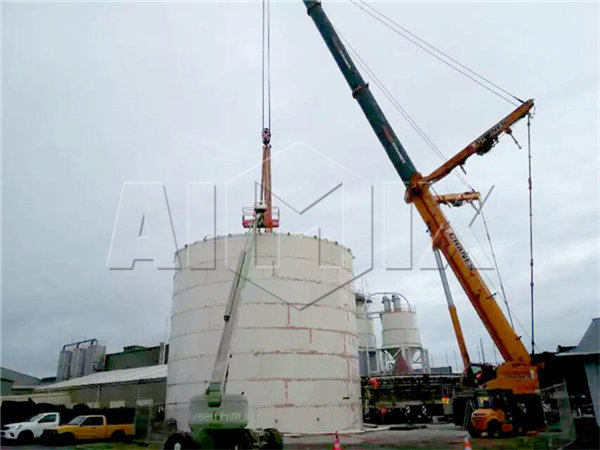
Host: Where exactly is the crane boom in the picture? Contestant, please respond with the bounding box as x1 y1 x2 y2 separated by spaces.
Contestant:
425 99 534 184
303 1 417 186
303 0 533 369
434 248 470 370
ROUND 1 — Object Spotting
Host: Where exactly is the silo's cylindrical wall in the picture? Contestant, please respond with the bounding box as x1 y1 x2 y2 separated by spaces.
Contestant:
166 233 361 434
356 307 376 349
57 350 72 381
70 348 85 379
83 344 106 375
381 311 421 348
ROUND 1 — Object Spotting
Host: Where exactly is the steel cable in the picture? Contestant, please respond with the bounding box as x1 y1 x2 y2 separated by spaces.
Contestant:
349 0 522 106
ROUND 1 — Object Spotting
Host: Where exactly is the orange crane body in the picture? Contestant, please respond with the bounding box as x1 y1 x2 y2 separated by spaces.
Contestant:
302 0 540 406
407 173 538 394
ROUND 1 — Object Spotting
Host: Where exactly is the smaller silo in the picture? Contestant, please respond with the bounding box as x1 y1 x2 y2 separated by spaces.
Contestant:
83 343 106 375
375 293 430 374
70 347 86 378
56 350 73 381
356 293 380 376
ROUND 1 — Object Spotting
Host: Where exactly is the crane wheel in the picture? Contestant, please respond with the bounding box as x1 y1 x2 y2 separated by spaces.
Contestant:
487 420 501 438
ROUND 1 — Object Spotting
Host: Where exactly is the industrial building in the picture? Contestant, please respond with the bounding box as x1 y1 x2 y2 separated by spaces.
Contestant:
557 318 600 429
1 344 169 411
0 367 56 396
34 365 167 410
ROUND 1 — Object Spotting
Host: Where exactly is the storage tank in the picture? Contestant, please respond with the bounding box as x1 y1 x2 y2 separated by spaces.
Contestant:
56 350 72 381
83 343 106 375
356 293 380 376
356 293 376 350
376 293 429 373
69 347 86 378
166 233 361 433
381 302 421 349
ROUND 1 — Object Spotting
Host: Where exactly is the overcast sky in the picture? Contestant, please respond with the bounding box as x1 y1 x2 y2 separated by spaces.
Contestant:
2 1 598 378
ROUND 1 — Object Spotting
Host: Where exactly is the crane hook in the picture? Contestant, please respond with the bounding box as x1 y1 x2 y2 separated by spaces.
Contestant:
262 127 271 145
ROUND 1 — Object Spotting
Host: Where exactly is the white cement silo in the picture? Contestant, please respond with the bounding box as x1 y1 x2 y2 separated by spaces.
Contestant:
376 293 430 373
356 293 380 376
166 233 361 433
356 293 376 350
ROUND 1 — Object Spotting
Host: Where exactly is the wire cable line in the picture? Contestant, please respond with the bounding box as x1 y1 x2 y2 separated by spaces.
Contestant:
349 0 523 106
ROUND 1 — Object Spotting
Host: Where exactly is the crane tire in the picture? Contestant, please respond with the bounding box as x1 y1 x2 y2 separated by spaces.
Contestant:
487 420 501 438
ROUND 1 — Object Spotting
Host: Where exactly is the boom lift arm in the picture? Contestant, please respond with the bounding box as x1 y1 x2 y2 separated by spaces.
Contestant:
303 1 535 390
206 218 258 407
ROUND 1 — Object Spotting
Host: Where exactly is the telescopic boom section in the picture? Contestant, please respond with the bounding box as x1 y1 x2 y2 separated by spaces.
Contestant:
304 0 531 365
303 0 417 186
425 100 534 185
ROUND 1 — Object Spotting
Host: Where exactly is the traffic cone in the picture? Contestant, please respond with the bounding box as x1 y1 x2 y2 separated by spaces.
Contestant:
463 435 472 450
332 432 341 450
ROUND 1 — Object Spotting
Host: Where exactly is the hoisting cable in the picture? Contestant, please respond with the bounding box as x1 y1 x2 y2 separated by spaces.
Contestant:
336 27 476 193
453 225 533 345
527 113 535 354
335 14 532 345
261 0 271 132
349 0 523 106
476 198 515 330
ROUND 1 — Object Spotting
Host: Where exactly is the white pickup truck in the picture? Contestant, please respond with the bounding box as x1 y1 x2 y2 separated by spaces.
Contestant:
0 412 60 443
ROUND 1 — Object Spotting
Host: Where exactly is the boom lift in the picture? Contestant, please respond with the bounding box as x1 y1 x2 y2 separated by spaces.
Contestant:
165 217 282 449
303 0 542 437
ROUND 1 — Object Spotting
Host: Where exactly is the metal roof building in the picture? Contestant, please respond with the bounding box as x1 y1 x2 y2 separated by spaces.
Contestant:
16 365 169 411
35 365 167 392
558 318 599 428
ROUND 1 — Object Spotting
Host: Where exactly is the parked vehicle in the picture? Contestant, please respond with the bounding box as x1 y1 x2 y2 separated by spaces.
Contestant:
42 414 134 443
0 412 60 443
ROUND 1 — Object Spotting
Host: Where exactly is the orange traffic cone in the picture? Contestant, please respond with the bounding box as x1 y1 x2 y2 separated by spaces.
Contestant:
332 432 342 450
463 435 472 450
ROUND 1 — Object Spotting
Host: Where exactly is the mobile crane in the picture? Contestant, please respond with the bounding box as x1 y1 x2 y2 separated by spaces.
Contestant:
303 0 543 437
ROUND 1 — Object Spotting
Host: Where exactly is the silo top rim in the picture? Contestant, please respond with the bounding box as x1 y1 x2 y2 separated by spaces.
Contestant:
176 232 354 256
